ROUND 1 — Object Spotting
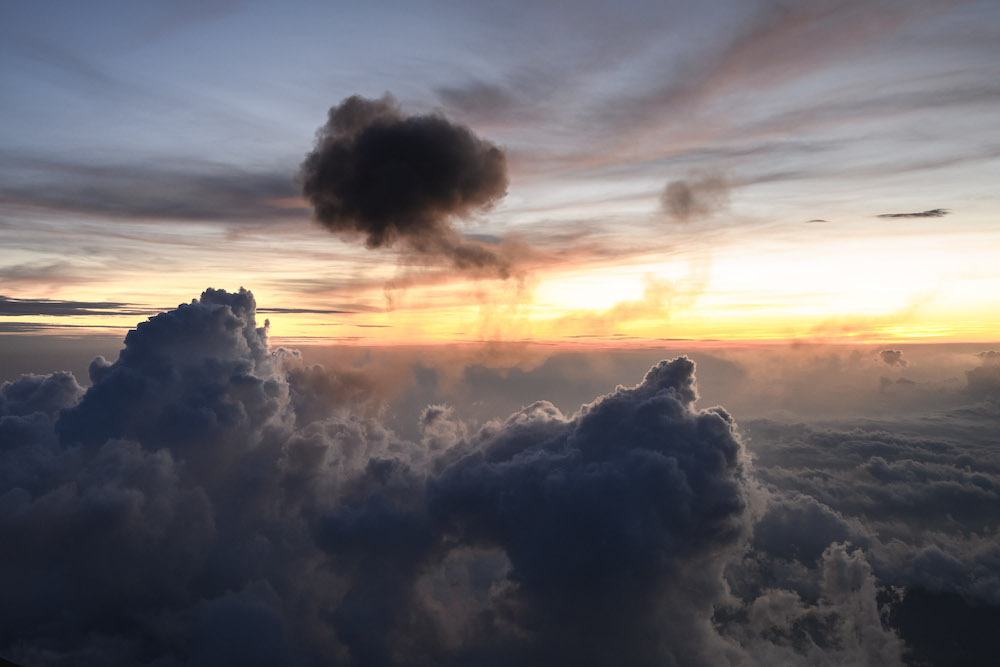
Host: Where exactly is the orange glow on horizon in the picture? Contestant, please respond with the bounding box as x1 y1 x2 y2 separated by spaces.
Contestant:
4 221 999 348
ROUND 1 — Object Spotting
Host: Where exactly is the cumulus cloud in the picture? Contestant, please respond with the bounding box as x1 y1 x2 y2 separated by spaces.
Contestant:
0 370 84 418
876 348 908 368
660 174 730 221
876 208 949 219
299 94 515 276
9 289 995 665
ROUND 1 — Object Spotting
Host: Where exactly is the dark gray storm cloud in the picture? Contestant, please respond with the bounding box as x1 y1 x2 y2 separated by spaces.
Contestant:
299 94 515 276
877 348 908 368
7 290 1000 665
660 174 729 221
876 208 949 219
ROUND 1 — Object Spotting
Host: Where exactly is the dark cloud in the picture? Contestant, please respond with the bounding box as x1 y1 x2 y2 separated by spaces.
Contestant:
299 94 515 276
420 358 750 665
0 295 140 317
876 208 949 219
660 174 729 221
876 349 908 368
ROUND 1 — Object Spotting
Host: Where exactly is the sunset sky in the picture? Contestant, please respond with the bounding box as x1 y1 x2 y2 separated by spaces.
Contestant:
3 3 1000 666
3 0 999 345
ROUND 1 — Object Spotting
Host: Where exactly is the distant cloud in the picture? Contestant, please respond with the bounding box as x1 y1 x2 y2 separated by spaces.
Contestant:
806 219 828 223
299 94 515 277
0 295 141 317
660 174 729 221
0 322 120 333
742 408 1000 665
877 349 908 368
877 208 949 219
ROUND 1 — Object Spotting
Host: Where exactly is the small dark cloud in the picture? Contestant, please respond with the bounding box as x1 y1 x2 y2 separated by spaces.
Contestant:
877 349 908 368
0 296 142 317
660 174 729 221
299 94 514 276
876 208 949 219
806 219 827 223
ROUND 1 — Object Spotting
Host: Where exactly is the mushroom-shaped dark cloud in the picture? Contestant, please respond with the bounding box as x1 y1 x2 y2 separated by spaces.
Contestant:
660 174 729 221
876 348 908 368
299 94 514 276
876 208 949 219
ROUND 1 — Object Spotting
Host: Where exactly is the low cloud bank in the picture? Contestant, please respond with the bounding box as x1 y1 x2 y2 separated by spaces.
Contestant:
4 289 995 665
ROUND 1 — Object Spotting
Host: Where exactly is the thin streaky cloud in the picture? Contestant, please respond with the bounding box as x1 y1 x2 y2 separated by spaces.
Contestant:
0 296 148 317
877 208 950 219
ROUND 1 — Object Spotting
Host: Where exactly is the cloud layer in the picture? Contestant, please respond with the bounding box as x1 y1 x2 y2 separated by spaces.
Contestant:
6 290 998 665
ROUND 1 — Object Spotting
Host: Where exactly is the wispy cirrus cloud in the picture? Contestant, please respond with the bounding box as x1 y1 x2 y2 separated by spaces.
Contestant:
0 154 303 224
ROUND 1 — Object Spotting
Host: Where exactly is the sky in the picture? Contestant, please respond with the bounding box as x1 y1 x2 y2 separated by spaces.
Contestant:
2 0 999 345
2 1 1000 666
